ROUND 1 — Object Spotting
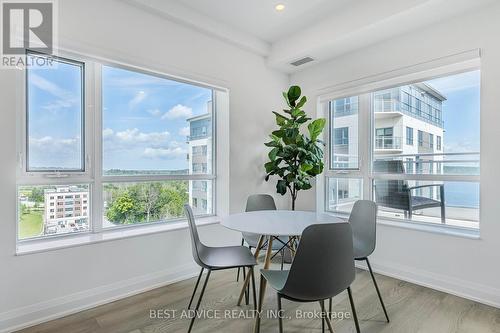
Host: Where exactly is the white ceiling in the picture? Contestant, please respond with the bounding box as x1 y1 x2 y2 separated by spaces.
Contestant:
125 0 496 73
173 0 352 43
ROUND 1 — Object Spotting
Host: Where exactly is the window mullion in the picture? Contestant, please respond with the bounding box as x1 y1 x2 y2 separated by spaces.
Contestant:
359 93 373 200
91 61 103 233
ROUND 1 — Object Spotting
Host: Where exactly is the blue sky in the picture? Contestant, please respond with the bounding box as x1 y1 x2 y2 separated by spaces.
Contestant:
426 70 480 153
101 66 211 171
28 61 212 171
28 60 479 170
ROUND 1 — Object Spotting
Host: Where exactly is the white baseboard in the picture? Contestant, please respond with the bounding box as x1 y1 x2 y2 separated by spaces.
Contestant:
355 260 500 309
3 260 498 333
0 263 199 333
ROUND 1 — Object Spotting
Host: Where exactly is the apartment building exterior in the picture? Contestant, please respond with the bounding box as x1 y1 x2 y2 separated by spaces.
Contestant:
44 186 89 235
186 101 213 215
330 83 446 208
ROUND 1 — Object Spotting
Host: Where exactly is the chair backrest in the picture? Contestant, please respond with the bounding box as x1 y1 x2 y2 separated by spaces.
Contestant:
349 200 378 259
184 204 207 267
245 194 276 212
373 160 409 209
280 223 355 301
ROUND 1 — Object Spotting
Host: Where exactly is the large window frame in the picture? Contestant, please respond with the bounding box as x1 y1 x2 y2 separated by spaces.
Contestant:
16 50 221 244
320 55 481 234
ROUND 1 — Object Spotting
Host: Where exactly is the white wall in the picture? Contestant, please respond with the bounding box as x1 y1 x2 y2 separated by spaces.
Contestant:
292 2 500 307
0 0 290 330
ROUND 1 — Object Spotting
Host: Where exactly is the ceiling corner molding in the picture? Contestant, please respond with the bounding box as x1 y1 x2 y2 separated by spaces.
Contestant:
121 0 271 57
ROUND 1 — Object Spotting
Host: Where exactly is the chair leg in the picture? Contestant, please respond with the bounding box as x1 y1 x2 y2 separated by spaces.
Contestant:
237 238 245 282
347 287 361 333
277 294 283 333
280 250 284 270
254 274 267 333
250 267 257 310
328 297 332 318
242 267 249 305
188 268 204 309
319 300 334 333
188 269 211 333
366 258 389 322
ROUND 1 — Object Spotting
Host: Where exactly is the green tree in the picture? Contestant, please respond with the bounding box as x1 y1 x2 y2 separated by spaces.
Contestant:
20 203 28 216
105 181 189 225
29 188 44 203
106 192 137 224
264 86 326 210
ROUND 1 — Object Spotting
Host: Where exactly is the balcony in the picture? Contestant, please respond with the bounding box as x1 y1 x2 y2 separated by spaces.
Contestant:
375 136 402 151
374 99 443 128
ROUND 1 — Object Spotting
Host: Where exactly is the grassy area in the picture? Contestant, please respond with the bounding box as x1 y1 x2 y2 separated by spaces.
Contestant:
19 211 43 239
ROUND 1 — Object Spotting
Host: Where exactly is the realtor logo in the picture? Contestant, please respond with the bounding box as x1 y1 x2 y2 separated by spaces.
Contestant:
1 0 56 68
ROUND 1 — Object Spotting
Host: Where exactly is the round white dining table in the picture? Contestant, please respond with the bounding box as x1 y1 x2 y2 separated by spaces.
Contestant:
221 210 344 333
221 210 338 236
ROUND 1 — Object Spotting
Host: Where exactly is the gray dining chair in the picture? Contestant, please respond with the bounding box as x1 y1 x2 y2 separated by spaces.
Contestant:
184 205 258 333
349 200 389 323
237 194 288 283
258 223 360 333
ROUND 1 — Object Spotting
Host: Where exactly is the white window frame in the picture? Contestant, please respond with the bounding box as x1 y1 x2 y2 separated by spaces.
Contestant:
318 52 481 234
16 49 222 245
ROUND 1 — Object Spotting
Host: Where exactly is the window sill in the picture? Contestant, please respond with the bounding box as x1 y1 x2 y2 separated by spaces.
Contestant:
16 216 221 255
377 218 481 239
319 211 480 240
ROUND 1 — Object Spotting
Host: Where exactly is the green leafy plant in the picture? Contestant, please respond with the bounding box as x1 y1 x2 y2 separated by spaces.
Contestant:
264 86 326 210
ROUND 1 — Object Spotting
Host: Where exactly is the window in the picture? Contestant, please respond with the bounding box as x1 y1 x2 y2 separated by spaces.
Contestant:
26 52 85 172
326 178 362 214
330 96 359 169
375 127 399 149
325 68 480 230
334 127 349 145
418 130 424 146
101 65 215 227
17 52 219 241
406 127 414 145
18 185 90 239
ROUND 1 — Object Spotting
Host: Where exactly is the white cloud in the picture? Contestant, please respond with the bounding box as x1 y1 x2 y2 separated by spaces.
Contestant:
179 126 190 136
162 104 192 120
102 128 114 138
30 73 79 111
147 108 161 116
29 136 80 156
30 136 78 146
29 74 68 99
115 128 170 145
129 91 146 109
143 147 187 159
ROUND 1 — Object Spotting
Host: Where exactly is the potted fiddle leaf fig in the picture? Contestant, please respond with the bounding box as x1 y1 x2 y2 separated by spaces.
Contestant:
264 86 326 210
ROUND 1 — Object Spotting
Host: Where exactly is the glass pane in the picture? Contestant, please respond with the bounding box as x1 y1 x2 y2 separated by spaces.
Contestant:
103 180 212 227
326 178 363 214
102 66 213 176
26 53 84 171
330 96 359 169
373 179 479 229
18 184 90 240
373 70 480 176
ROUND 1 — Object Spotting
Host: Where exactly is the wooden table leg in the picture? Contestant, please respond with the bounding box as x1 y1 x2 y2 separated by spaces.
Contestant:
238 235 265 306
288 236 297 257
254 235 274 333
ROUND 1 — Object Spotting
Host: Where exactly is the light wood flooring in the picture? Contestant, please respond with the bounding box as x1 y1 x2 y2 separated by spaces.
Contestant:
16 266 500 333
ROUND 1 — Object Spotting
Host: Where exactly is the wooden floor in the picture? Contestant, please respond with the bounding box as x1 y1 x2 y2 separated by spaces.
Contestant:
17 266 500 333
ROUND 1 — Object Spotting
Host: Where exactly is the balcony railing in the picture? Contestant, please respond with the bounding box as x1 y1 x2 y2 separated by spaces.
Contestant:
374 99 443 128
374 152 480 175
375 136 402 150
